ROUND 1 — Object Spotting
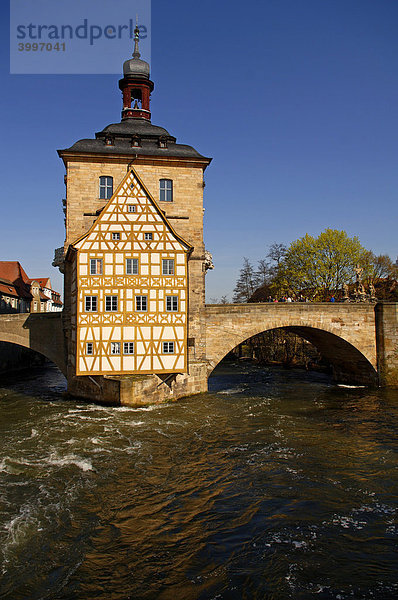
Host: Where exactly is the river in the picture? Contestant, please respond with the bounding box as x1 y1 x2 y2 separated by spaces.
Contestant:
0 362 397 600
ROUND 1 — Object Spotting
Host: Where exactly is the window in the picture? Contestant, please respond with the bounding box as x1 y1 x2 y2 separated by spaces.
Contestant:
86 342 93 355
123 342 134 354
85 296 98 312
144 232 153 241
163 342 175 354
159 179 173 202
162 259 174 275
166 296 178 312
126 258 139 275
99 176 113 199
90 259 103 275
131 136 141 147
112 232 120 241
135 295 147 311
111 342 120 355
127 205 136 213
105 295 118 311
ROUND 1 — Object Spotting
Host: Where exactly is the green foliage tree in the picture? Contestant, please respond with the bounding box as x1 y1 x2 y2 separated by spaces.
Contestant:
278 229 368 300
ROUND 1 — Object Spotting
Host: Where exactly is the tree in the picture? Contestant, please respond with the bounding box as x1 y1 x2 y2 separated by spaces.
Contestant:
233 257 257 303
361 252 397 283
255 259 271 287
278 229 367 300
267 242 287 266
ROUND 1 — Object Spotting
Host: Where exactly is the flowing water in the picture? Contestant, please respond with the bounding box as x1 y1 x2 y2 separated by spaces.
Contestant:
0 362 397 600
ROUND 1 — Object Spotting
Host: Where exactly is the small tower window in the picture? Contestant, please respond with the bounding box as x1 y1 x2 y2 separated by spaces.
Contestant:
99 176 113 199
159 179 173 202
158 136 168 149
131 135 141 148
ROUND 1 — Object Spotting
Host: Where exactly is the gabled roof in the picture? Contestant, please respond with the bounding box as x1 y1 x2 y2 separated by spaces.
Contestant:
0 261 30 285
0 261 32 299
29 277 52 289
70 167 193 254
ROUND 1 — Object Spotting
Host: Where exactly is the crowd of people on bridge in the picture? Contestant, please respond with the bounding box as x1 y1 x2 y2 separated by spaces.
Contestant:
265 295 336 303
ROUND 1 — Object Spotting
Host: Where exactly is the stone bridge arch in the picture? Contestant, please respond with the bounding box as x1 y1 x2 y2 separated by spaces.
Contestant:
205 303 379 386
0 313 66 375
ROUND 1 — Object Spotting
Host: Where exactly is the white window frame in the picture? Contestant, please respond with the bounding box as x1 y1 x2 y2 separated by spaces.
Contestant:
85 295 98 312
135 295 147 312
105 295 118 312
112 232 120 240
123 342 134 355
166 296 178 312
99 176 113 199
159 179 173 202
162 259 175 275
86 342 94 355
162 342 175 354
111 342 120 355
127 205 136 213
144 232 153 241
90 259 103 275
126 258 139 275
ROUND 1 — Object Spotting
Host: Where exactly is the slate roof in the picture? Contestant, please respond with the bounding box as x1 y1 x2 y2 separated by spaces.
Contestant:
58 118 211 161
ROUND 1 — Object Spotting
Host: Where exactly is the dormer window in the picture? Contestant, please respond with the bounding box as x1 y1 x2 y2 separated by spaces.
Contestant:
159 179 173 202
99 176 113 199
131 135 141 148
105 136 114 146
158 136 168 149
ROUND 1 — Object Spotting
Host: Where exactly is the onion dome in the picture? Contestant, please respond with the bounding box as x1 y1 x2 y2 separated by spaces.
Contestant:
123 24 150 79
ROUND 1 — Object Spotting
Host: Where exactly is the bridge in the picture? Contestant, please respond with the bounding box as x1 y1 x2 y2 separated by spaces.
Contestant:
0 302 397 401
0 313 66 376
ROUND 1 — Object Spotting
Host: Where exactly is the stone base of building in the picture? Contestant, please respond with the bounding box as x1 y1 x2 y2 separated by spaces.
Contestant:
66 361 209 406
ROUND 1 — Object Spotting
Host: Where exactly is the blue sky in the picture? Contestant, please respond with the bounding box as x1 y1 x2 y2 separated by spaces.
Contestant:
1 0 398 300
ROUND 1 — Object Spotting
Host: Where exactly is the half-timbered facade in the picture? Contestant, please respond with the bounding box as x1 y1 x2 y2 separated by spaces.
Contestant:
70 169 191 376
57 26 212 403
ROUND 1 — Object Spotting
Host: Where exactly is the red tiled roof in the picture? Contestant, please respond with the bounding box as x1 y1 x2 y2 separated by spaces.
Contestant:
0 261 30 284
0 282 19 298
39 291 51 301
0 262 31 299
29 277 51 289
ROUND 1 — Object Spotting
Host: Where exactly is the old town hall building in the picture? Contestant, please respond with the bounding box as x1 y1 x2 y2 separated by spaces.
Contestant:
58 27 212 402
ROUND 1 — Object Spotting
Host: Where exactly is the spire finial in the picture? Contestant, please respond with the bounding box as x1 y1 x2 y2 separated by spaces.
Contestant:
133 16 141 59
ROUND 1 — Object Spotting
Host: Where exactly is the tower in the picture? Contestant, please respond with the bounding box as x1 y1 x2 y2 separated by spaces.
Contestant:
57 29 212 404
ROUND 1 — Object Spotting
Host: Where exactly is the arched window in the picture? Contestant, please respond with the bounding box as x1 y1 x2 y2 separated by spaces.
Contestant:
159 179 173 202
99 176 113 199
